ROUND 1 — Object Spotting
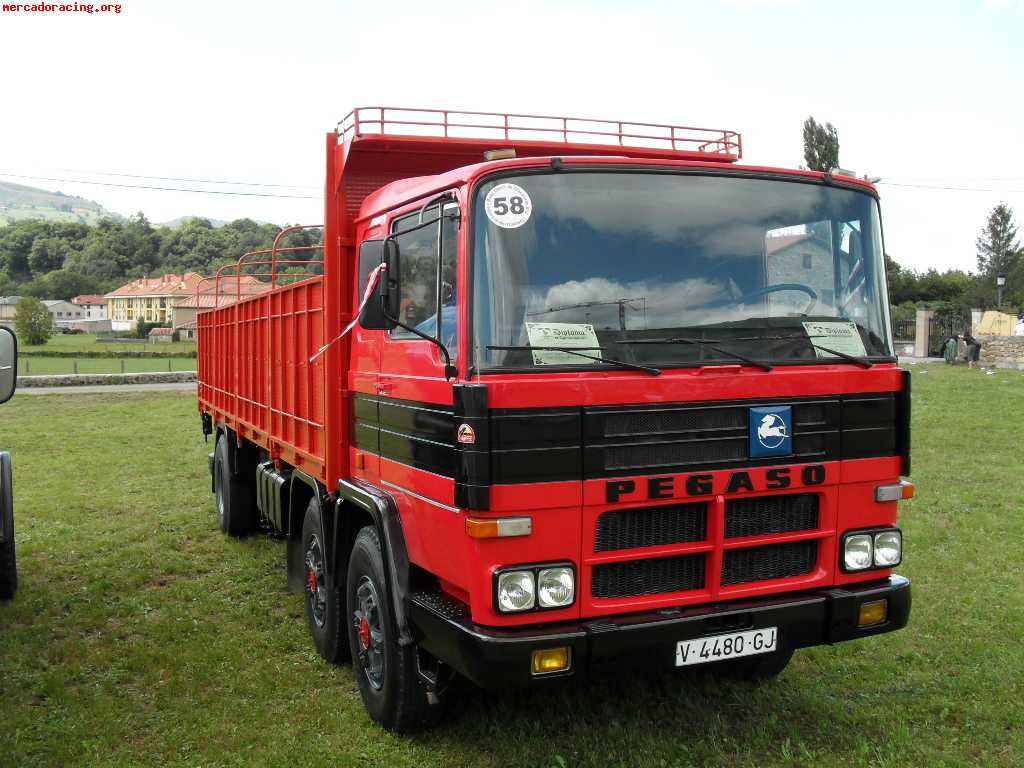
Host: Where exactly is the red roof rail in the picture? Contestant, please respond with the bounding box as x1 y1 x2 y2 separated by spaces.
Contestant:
336 107 742 160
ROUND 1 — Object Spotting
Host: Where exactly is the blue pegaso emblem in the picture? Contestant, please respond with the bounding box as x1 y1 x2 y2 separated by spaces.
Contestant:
749 406 792 458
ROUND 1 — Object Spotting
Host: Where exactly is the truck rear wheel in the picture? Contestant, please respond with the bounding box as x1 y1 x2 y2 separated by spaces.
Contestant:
346 526 430 733
0 452 16 600
301 498 349 664
213 434 256 537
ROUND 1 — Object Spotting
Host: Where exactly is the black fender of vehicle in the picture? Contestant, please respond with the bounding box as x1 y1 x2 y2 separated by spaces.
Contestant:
285 469 331 593
0 452 13 545
336 479 414 647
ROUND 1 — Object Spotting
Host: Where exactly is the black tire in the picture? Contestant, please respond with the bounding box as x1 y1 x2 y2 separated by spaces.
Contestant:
0 452 16 600
346 526 430 733
301 498 349 664
213 433 256 537
706 645 795 682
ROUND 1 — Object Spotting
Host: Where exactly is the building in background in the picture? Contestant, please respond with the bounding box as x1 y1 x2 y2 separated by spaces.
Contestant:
71 295 108 321
0 296 21 329
105 273 206 331
148 327 175 344
170 275 272 337
42 299 83 328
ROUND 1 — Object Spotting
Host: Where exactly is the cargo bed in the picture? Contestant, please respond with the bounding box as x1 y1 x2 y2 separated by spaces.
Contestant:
197 275 328 482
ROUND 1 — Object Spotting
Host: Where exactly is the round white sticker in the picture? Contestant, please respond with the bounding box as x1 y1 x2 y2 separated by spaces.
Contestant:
484 183 532 229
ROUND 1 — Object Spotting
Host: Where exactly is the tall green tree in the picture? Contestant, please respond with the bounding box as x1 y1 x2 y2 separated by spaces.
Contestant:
802 117 840 172
975 203 1020 278
15 296 54 345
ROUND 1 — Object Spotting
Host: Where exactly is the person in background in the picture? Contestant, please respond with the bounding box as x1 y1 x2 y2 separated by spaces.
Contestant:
963 329 982 369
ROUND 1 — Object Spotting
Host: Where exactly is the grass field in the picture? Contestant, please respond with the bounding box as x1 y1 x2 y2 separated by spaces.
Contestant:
18 357 196 375
22 333 197 356
1 365 1022 767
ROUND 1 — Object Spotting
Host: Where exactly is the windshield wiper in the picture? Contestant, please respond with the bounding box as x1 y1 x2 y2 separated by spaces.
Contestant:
727 333 875 369
487 345 661 376
616 337 773 372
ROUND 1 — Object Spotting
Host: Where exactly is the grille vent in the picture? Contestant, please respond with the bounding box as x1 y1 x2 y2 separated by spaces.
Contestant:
592 553 706 598
595 502 707 552
722 541 818 586
725 494 819 539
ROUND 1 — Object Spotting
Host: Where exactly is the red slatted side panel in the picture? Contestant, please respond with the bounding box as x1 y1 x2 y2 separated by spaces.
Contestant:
197 276 326 484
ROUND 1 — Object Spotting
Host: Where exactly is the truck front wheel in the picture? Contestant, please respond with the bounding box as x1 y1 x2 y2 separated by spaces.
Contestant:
346 526 430 733
213 434 256 537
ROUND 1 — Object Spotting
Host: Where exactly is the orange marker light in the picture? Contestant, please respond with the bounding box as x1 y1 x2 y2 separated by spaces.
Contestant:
875 480 915 503
465 516 532 539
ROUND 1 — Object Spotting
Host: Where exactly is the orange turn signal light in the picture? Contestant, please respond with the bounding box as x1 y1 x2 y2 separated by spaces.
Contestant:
465 516 532 539
875 480 914 503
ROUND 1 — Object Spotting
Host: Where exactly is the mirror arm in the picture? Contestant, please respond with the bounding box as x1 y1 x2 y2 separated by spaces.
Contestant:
383 310 457 381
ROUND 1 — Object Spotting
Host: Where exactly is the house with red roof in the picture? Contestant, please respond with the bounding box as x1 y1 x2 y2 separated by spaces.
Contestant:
105 273 207 331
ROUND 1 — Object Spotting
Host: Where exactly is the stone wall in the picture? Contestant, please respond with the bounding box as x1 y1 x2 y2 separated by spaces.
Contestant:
979 336 1024 370
17 371 197 388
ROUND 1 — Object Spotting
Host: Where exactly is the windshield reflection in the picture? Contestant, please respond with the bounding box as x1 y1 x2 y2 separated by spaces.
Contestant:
472 171 892 370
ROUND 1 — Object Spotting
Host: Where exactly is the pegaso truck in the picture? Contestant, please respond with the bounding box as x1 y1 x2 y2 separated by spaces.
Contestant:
196 107 913 732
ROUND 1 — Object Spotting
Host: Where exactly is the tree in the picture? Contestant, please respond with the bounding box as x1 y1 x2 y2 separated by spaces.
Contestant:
975 203 1020 277
28 237 72 275
15 296 54 345
802 117 840 172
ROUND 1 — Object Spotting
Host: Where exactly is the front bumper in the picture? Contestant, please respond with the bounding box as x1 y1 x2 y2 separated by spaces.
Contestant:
409 575 910 689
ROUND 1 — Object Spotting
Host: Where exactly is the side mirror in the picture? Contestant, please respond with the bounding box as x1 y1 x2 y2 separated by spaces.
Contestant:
0 327 17 405
382 238 401 321
358 240 391 330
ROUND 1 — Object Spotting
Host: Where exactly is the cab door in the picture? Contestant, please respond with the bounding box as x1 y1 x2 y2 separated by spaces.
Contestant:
377 201 461 504
350 238 386 486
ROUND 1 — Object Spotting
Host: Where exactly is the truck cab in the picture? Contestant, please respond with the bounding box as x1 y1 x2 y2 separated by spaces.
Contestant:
197 108 911 732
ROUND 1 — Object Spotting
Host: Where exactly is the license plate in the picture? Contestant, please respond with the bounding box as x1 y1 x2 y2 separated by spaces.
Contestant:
675 627 778 667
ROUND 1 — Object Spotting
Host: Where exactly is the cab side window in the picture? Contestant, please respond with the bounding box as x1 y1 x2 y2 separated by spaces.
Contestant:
392 208 439 333
390 205 459 359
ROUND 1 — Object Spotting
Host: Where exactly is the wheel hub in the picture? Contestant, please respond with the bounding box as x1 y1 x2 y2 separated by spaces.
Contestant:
354 575 385 690
304 534 327 629
358 616 370 650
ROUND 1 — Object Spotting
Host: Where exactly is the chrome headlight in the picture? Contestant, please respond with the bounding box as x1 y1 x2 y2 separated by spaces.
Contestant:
496 570 535 613
873 530 902 567
537 567 575 608
843 533 874 571
842 528 902 572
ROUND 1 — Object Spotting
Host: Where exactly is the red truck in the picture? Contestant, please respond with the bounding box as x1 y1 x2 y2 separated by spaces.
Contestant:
197 107 913 732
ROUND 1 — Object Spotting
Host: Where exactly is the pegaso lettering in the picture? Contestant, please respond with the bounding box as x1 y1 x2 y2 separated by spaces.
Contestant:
605 465 826 503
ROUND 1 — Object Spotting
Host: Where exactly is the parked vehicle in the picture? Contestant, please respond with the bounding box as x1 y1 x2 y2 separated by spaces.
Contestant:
0 326 18 599
196 107 914 732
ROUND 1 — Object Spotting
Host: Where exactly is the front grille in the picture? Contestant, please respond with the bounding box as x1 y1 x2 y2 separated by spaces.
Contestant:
603 408 745 437
604 438 746 471
595 502 707 552
592 553 706 598
725 494 819 539
721 541 818 586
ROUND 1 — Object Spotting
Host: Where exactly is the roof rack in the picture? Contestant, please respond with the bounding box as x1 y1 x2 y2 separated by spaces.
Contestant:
336 107 742 160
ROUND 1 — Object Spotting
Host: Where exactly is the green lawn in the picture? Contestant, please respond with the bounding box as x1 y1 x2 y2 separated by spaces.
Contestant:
22 333 198 356
1 365 1022 767
18 357 196 375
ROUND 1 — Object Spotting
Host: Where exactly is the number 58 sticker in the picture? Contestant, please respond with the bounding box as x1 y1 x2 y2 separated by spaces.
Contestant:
484 183 532 229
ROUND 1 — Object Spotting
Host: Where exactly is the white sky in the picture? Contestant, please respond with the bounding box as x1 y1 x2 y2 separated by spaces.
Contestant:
1 0 1022 273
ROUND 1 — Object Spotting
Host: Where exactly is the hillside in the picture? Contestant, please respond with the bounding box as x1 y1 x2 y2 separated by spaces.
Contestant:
0 180 122 226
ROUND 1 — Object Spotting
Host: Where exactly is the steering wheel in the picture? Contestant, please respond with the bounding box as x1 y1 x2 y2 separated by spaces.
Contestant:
736 283 818 314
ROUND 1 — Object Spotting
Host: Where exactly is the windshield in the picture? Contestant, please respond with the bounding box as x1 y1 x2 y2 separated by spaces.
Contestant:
472 171 893 371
